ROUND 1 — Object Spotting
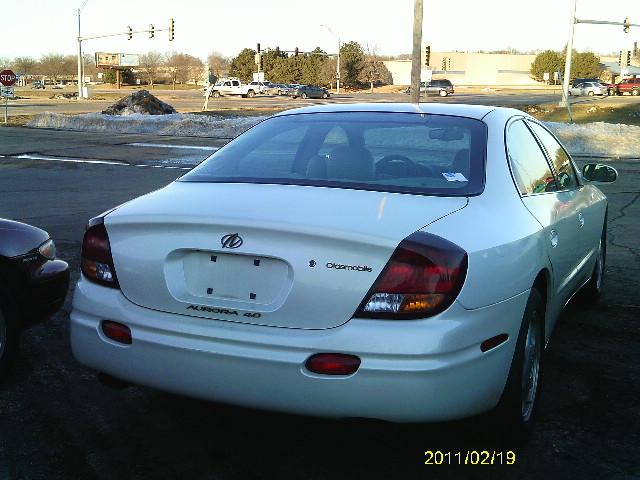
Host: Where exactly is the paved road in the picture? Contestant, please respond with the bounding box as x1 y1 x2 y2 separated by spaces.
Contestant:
0 137 638 478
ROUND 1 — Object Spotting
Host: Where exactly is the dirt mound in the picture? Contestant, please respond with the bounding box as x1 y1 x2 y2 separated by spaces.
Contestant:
102 90 176 115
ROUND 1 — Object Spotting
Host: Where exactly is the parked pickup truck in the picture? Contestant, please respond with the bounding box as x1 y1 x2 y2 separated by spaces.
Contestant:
205 78 259 98
610 77 640 96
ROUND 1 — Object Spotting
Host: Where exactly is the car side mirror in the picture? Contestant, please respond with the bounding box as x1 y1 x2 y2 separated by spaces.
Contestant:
582 163 617 183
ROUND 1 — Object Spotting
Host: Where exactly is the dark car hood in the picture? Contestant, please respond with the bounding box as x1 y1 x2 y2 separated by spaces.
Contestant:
0 218 49 258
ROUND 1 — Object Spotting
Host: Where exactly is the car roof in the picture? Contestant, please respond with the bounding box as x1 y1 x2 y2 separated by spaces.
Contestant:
273 102 499 120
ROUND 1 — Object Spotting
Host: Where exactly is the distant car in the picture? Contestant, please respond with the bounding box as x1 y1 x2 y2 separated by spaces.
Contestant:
569 81 607 96
406 79 455 97
0 219 69 379
291 85 330 99
610 77 640 96
51 84 65 89
32 81 45 89
248 81 269 94
571 77 601 88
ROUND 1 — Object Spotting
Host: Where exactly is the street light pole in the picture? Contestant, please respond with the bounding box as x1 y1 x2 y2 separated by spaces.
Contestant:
559 0 577 108
410 0 423 104
76 0 89 99
77 9 83 98
320 24 340 94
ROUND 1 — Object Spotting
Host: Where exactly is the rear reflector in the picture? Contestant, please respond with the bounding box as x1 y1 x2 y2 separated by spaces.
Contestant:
101 321 132 345
480 333 509 352
305 353 361 376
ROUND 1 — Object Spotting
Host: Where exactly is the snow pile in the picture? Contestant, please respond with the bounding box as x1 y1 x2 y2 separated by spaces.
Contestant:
102 90 176 115
546 122 640 158
28 112 264 138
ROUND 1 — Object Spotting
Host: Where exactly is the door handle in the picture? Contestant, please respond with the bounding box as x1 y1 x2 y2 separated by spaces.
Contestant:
550 229 559 248
577 212 585 228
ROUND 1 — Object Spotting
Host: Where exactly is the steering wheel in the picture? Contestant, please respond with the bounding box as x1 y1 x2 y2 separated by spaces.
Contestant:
376 155 435 178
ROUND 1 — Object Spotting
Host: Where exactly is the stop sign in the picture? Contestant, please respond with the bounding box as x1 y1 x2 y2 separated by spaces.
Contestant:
0 70 17 86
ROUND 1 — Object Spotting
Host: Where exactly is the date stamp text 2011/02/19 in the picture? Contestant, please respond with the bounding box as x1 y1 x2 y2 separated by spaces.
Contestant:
424 450 516 465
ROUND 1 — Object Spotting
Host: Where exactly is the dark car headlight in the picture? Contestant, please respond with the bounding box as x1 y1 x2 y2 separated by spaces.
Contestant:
38 239 56 260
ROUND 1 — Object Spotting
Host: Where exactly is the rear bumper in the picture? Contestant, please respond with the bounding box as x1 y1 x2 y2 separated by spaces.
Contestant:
71 278 530 422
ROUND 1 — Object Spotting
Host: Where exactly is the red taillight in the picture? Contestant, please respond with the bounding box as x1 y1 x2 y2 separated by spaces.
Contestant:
101 321 132 344
355 232 467 319
81 222 120 289
305 353 361 376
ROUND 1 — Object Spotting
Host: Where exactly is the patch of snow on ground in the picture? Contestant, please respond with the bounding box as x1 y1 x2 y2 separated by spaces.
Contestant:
546 122 640 158
26 113 640 159
28 112 264 138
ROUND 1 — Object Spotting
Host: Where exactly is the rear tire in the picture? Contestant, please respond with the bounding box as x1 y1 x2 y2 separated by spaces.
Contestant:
493 288 544 442
322 92 329 99
588 91 594 96
0 288 19 382
212 91 220 98
301 92 308 99
439 90 448 97
632 89 639 96
247 90 255 98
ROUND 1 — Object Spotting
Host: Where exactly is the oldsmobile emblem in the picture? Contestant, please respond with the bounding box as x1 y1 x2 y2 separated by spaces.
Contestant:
221 233 243 249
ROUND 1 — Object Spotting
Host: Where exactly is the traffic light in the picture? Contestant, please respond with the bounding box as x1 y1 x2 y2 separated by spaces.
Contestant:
259 55 264 71
149 24 154 39
294 47 299 57
441 57 447 70
169 18 175 41
127 26 132 40
627 50 632 66
425 45 431 67
257 43 261 53
619 50 623 66
623 17 630 33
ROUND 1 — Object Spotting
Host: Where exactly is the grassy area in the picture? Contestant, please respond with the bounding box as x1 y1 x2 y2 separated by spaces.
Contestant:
524 102 640 126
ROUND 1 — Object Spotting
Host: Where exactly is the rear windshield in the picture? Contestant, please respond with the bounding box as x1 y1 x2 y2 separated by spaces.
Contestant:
180 112 487 196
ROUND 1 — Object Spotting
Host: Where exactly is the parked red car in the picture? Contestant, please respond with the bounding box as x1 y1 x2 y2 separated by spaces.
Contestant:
609 77 640 96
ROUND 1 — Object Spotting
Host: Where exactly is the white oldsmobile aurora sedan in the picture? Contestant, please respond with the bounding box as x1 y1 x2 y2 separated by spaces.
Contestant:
71 103 616 437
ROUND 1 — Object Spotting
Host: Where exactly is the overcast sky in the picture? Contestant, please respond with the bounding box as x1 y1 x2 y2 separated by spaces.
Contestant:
2 0 639 61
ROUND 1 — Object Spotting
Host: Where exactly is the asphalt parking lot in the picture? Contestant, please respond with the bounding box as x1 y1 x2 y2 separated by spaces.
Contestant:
0 151 639 479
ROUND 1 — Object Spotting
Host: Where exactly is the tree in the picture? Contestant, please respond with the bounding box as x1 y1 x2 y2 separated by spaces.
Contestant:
139 51 163 88
187 55 204 87
567 51 602 81
38 53 69 83
207 52 230 80
165 52 191 88
319 58 337 89
530 50 562 83
339 41 365 88
358 45 392 92
299 47 327 85
11 57 37 76
229 48 257 82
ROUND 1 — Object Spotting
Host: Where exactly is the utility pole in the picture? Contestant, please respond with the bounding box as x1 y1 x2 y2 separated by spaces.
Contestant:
411 0 422 103
559 0 576 108
410 0 423 104
76 0 89 99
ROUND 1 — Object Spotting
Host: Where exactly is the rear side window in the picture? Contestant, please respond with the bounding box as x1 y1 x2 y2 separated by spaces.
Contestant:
181 112 487 196
506 120 556 195
527 121 579 190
